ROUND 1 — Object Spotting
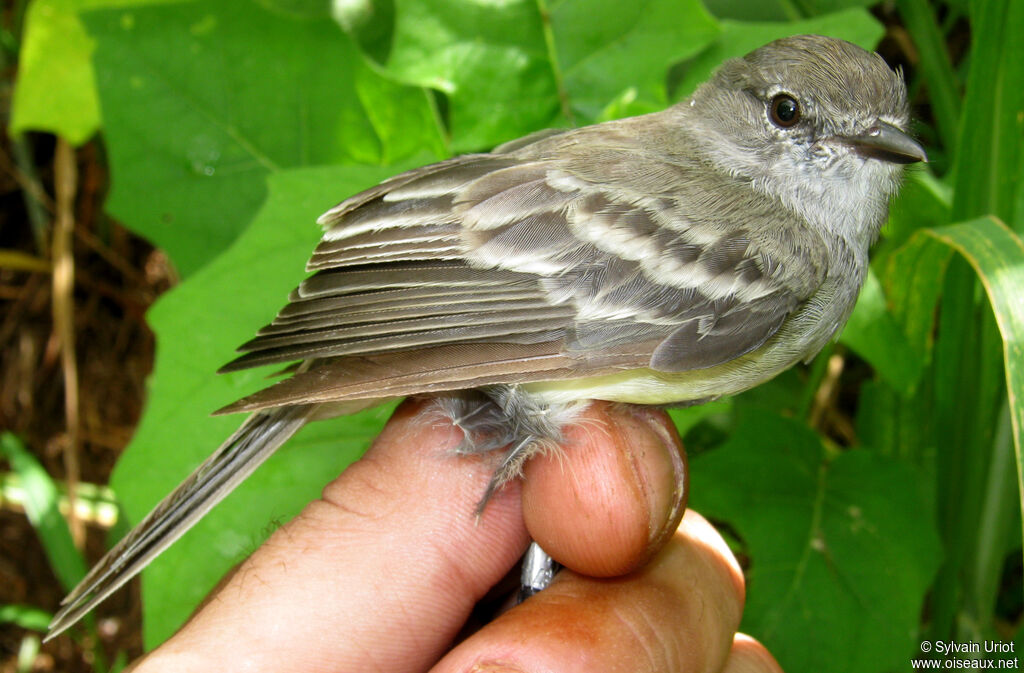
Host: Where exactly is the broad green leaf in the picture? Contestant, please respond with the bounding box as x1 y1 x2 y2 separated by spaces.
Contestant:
11 0 100 143
111 165 401 646
883 233 951 363
668 399 733 438
547 0 718 122
699 0 795 22
796 0 878 17
704 0 880 20
691 412 940 673
670 8 884 101
10 0 189 143
82 0 444 276
257 0 332 17
383 0 719 151
704 0 878 21
0 434 87 593
878 170 952 261
924 217 1024 541
855 378 937 465
386 0 555 151
841 269 924 395
875 172 953 364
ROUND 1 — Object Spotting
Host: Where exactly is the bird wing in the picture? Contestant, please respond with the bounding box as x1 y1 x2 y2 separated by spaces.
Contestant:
50 117 832 639
219 115 829 407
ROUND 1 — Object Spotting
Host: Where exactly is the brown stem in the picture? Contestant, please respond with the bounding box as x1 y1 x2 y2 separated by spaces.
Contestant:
52 137 83 546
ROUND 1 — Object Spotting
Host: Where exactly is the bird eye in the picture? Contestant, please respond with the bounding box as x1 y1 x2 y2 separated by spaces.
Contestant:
769 94 800 128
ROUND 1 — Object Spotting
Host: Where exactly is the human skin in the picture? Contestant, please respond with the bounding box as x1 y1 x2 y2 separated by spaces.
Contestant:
128 400 783 673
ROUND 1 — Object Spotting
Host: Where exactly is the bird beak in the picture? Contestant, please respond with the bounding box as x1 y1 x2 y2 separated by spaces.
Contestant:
840 121 928 164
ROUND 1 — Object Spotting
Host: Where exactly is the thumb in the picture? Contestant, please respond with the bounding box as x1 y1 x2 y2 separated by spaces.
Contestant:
521 402 688 577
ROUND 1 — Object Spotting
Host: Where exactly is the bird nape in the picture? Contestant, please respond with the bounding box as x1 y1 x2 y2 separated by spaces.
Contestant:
47 34 926 640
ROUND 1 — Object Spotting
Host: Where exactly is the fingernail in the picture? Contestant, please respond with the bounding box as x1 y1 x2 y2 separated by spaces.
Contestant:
623 406 688 548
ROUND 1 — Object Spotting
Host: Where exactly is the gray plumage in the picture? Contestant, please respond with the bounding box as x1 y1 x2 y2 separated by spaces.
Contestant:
48 34 926 639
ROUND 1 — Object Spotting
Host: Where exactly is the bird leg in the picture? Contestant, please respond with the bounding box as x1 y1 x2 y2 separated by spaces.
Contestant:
432 387 583 600
433 386 583 510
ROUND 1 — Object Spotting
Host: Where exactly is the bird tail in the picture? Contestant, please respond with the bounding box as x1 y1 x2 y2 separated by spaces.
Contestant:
45 403 318 640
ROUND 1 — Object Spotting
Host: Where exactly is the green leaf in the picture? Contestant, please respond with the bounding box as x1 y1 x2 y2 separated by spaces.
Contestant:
924 217 1024 542
854 379 935 464
896 0 961 155
796 0 879 17
699 0 795 22
669 8 884 101
872 172 954 366
82 0 444 276
0 434 87 593
704 0 877 22
841 269 924 395
950 0 1024 226
547 0 719 122
667 399 733 438
10 0 186 144
110 165 400 646
704 0 880 20
878 171 952 259
883 233 951 364
10 0 100 143
383 0 719 151
691 412 941 673
925 0 1023 643
0 604 53 632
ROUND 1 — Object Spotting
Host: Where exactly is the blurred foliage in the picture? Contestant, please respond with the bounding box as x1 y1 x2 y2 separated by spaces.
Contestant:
6 0 1024 669
1 433 86 594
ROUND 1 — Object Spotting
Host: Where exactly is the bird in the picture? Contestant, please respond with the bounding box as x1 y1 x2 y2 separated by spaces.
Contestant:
48 33 926 638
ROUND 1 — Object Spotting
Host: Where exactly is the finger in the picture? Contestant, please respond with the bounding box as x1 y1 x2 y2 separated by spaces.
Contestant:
431 510 745 673
721 634 786 673
521 402 688 577
131 398 530 673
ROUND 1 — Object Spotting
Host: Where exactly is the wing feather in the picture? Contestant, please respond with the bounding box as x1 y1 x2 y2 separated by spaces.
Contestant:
52 109 838 642
271 285 544 324
224 126 830 386
257 298 555 336
221 310 570 372
217 342 640 414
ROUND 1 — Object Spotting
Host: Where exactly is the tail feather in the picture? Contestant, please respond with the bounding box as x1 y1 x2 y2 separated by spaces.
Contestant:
45 404 317 640
215 342 642 415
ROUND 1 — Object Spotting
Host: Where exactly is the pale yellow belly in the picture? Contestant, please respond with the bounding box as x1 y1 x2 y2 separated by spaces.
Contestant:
522 359 781 406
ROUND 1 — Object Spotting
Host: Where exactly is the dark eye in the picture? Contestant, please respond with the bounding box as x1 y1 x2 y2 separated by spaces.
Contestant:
769 94 800 127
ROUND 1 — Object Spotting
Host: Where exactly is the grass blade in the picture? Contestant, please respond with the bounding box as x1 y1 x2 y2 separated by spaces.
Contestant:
0 433 87 592
925 217 1024 531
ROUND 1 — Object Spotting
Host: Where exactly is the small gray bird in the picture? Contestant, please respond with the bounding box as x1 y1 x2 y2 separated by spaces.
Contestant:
49 34 926 637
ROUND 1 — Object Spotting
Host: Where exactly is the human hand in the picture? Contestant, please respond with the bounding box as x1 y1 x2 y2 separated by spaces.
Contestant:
128 399 782 672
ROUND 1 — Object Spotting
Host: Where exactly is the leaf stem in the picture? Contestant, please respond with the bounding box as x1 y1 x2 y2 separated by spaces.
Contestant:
52 138 83 548
535 0 573 125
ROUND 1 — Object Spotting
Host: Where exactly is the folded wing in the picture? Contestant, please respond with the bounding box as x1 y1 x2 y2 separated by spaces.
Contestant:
220 124 828 408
